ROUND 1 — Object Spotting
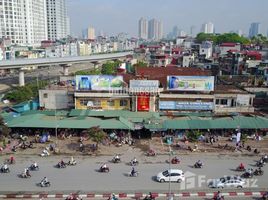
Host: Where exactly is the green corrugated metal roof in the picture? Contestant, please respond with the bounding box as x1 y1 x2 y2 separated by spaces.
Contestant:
6 114 132 130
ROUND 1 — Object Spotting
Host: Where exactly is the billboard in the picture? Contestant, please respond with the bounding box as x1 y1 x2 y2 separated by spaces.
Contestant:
76 75 124 91
129 80 159 93
159 101 214 110
167 76 214 91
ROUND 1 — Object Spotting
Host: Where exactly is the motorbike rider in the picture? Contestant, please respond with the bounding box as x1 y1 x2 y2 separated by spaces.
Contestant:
32 161 38 168
43 149 49 156
246 168 253 175
196 160 202 167
174 156 180 162
255 167 262 174
60 159 65 167
101 163 108 170
131 157 137 165
214 191 223 200
69 156 76 165
41 177 48 185
114 154 120 162
131 167 136 176
26 168 30 177
2 163 8 171
10 156 15 164
239 162 245 170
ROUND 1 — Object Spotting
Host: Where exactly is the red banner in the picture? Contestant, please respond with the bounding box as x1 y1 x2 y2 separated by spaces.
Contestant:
137 95 150 111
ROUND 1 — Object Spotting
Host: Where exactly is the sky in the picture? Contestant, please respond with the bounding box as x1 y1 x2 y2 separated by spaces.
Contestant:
66 0 268 38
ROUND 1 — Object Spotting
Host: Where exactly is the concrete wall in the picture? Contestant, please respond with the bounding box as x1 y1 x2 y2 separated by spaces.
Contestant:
39 89 69 110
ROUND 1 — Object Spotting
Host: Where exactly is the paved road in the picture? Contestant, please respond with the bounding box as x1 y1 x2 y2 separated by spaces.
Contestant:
0 152 267 194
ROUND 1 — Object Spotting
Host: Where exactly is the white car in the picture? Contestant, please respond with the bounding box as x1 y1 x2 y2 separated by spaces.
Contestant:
208 176 245 188
156 169 185 183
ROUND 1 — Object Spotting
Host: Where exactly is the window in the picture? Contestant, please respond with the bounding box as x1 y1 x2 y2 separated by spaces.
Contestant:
93 100 101 107
120 100 128 107
43 93 48 98
107 100 114 107
220 99 228 105
216 99 220 105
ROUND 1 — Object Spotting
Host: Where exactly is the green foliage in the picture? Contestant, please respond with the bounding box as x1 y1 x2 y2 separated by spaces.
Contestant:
3 80 49 103
87 126 107 148
196 33 250 45
134 61 148 67
101 60 121 75
251 34 268 45
75 68 101 75
0 116 10 138
186 130 202 142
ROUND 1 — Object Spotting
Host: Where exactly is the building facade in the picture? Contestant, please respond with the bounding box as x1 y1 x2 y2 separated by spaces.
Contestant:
249 22 260 38
138 18 148 40
46 0 69 41
148 19 163 41
201 22 214 34
0 0 47 45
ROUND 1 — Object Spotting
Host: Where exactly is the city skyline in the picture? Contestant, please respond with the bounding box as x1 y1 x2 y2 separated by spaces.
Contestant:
67 0 268 37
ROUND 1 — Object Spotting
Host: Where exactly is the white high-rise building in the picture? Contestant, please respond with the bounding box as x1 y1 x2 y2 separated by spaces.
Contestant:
0 0 47 46
148 18 163 41
87 27 95 40
138 18 148 40
201 22 214 34
46 0 69 41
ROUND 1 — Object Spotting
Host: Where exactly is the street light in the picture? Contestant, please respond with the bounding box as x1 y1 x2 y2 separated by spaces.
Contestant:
168 146 173 200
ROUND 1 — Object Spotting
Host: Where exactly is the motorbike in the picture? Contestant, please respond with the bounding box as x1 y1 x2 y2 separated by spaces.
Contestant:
57 162 67 168
242 172 253 178
99 167 109 173
0 167 10 173
65 194 82 200
171 157 180 164
130 160 139 166
143 195 155 200
67 160 77 166
253 169 264 176
30 165 39 171
39 181 50 187
236 166 246 172
112 157 121 163
194 162 203 168
40 150 50 157
256 161 265 167
262 192 268 200
129 171 138 177
20 172 31 178
213 195 224 200
5 158 15 165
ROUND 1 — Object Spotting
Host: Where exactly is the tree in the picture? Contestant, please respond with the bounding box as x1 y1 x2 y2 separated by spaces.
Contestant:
87 126 107 150
196 32 250 45
186 130 202 142
0 116 10 140
101 61 121 75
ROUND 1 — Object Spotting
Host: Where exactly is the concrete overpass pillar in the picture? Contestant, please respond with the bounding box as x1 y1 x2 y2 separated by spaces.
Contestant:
61 64 71 76
19 69 25 86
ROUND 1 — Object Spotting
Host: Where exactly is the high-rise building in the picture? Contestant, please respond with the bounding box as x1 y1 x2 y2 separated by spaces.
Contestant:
46 0 69 41
138 18 148 39
87 27 95 40
249 22 260 38
148 18 163 41
190 26 195 36
0 0 47 46
201 22 214 34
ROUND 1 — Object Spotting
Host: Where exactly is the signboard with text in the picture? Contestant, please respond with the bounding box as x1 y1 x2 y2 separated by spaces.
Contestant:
75 75 123 91
130 80 159 93
159 101 214 110
167 76 214 92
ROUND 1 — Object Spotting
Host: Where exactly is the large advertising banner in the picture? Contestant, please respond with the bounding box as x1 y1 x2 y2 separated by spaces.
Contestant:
76 75 124 91
167 76 214 91
159 101 214 110
137 95 150 111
